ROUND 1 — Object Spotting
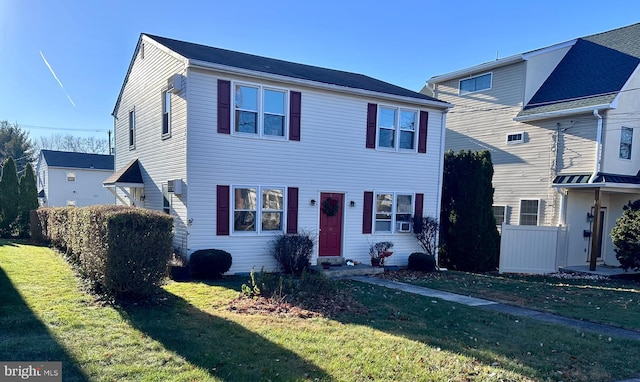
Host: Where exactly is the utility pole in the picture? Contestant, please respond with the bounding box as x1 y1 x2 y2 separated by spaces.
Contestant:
108 130 112 154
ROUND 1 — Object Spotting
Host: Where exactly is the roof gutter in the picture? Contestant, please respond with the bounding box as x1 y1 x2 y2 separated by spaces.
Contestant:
588 109 604 183
187 59 452 109
513 103 612 122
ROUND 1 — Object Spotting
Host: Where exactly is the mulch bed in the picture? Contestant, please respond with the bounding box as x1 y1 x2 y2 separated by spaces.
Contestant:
228 292 369 318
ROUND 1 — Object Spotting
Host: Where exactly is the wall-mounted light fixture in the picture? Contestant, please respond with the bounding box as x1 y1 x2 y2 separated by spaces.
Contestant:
586 212 594 223
350 200 356 207
310 199 317 206
140 194 146 201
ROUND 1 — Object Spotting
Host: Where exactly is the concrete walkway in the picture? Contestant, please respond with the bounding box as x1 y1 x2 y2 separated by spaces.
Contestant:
350 275 640 382
351 276 640 341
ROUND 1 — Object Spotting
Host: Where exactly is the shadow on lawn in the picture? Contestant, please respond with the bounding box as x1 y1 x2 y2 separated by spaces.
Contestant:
0 266 88 381
118 287 332 381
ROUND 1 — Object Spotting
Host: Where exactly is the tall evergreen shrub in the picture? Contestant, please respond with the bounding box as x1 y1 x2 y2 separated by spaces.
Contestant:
0 158 19 237
439 150 500 272
611 199 640 271
17 163 38 237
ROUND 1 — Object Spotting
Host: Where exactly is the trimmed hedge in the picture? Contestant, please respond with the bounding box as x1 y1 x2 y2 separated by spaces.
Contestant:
408 252 436 272
189 249 232 279
31 205 173 297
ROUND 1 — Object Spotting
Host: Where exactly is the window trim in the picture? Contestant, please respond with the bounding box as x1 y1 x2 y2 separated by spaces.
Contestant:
129 108 136 149
66 171 76 183
506 131 524 145
162 90 172 139
232 81 289 140
231 185 286 235
375 105 419 152
373 191 415 234
493 205 507 226
459 72 493 95
619 126 633 160
518 199 540 226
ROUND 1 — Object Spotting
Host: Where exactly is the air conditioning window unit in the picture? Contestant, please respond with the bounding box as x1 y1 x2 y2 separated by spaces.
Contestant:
167 74 182 94
396 221 411 232
167 179 183 195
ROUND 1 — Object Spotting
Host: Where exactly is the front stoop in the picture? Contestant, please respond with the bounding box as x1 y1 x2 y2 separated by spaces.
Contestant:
315 264 385 278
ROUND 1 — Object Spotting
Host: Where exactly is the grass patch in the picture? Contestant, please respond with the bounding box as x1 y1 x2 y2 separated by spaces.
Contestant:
381 270 640 330
1 240 640 381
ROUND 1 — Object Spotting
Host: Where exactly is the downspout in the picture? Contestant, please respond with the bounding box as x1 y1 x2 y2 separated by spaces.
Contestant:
588 109 603 183
434 108 449 270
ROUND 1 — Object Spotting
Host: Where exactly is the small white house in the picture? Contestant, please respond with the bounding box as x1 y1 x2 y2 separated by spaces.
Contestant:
36 150 114 207
108 33 451 274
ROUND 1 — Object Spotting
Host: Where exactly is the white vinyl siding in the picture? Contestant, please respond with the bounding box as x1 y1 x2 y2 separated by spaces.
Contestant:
112 36 188 254
185 68 445 273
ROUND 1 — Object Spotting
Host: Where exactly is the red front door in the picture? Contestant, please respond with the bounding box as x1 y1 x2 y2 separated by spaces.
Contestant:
318 193 343 257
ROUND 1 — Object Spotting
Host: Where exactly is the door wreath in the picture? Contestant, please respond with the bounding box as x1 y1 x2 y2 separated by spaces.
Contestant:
322 197 340 216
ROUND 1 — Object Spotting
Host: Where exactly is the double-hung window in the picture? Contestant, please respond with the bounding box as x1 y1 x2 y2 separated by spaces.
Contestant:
620 126 633 160
233 186 284 233
519 199 539 226
377 107 418 151
162 183 171 214
374 192 413 233
234 83 287 138
162 91 171 138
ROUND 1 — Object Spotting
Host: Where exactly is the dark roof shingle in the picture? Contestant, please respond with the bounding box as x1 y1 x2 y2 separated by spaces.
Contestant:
41 150 113 170
144 34 441 103
519 23 640 117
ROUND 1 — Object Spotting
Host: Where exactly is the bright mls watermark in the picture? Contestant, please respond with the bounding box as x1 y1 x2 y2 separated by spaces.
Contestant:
0 362 61 381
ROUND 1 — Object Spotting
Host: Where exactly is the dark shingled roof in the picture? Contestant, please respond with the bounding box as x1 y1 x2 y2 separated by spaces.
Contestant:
144 34 441 102
103 159 143 185
41 150 114 170
519 23 640 117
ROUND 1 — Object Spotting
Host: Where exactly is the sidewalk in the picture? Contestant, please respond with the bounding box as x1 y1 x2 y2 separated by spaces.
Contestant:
351 276 640 341
350 275 640 382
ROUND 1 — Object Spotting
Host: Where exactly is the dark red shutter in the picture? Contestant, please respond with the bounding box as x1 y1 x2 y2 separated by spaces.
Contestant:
217 80 231 134
216 185 230 235
418 111 428 153
289 91 301 141
366 103 377 148
362 191 373 234
286 187 299 234
414 193 424 219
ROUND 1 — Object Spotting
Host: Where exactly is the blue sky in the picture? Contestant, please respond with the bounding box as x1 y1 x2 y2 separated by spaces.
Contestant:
1 0 639 142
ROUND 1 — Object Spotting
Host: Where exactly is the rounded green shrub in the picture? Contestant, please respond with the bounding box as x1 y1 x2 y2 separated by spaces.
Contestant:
611 200 640 271
408 252 436 272
189 249 233 279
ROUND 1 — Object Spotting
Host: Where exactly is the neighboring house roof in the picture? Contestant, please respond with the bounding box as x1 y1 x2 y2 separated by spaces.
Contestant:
113 34 448 116
103 159 143 186
519 25 640 117
40 150 114 170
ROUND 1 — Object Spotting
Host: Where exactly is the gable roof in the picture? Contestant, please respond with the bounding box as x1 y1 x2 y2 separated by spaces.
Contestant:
40 150 114 171
113 34 447 116
518 23 640 118
102 159 143 186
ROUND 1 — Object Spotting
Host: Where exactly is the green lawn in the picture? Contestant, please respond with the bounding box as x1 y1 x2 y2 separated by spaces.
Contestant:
1 240 640 381
385 270 640 331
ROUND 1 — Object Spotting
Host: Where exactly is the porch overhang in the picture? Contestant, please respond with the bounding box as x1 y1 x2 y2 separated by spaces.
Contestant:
103 159 144 206
552 173 640 193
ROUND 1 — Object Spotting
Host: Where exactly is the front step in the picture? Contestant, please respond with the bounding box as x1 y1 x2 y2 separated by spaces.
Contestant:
315 264 385 278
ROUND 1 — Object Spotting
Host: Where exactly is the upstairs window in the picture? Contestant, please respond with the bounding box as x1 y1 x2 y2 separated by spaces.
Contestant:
162 183 171 214
234 83 287 138
506 132 524 144
620 126 633 160
162 91 171 138
66 172 76 182
459 73 492 95
129 109 136 148
374 192 413 233
377 107 418 151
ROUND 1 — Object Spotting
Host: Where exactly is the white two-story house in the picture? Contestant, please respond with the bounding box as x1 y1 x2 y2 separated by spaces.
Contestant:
425 23 640 272
107 33 451 274
36 150 114 207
